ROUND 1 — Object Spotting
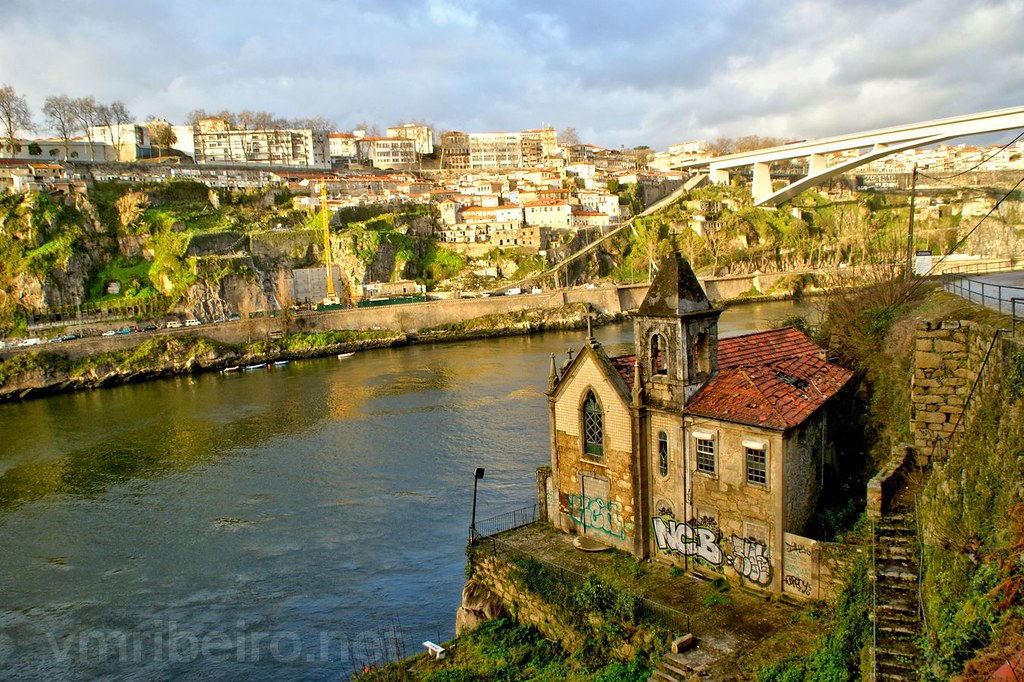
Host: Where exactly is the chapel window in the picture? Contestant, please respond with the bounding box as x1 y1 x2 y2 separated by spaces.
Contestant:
582 391 604 458
658 431 669 477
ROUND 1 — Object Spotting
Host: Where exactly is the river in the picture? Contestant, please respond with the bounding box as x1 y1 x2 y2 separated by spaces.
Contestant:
0 299 813 680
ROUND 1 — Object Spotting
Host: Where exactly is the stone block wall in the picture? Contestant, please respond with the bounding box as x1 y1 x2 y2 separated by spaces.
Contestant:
911 320 997 462
459 554 585 651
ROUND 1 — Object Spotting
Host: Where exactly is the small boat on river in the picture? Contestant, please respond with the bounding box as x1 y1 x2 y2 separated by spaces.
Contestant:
273 360 290 367
337 352 355 359
222 366 240 373
245 362 267 370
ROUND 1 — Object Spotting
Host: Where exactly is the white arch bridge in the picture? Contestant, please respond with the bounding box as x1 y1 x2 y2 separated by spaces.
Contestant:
678 105 1024 207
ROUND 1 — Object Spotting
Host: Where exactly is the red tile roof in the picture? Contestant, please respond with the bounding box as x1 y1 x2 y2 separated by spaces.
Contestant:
688 327 852 430
609 355 636 390
609 327 851 431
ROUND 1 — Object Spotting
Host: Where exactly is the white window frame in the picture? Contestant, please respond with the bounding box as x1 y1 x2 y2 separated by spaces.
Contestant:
693 430 716 476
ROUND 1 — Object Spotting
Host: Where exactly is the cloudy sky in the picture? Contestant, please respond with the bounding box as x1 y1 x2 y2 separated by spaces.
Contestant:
3 0 1023 150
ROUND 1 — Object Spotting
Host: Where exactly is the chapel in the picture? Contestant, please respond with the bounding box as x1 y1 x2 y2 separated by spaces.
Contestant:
545 253 852 592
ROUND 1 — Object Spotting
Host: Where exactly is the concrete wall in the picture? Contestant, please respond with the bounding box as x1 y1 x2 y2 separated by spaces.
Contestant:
781 533 849 602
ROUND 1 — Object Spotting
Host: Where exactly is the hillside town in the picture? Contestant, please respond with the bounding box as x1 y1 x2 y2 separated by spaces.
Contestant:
3 111 1024 262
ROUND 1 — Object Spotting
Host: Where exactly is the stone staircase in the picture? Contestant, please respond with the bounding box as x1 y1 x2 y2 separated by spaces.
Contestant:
871 501 923 680
649 651 692 682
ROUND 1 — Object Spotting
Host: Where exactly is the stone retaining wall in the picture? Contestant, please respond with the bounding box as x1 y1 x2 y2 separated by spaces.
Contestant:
457 554 585 653
911 319 1018 462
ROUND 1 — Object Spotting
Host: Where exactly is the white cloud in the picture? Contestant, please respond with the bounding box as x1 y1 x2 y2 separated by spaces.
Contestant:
1 0 1022 150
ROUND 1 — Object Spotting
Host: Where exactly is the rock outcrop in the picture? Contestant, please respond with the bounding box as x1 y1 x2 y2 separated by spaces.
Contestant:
455 580 507 636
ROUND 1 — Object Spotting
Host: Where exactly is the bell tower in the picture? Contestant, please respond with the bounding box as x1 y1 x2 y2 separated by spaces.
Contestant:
632 253 721 410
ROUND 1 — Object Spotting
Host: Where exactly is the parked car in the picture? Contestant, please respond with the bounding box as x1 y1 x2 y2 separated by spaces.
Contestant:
136 324 157 332
19 337 42 346
228 313 241 321
116 327 132 335
185 319 201 327
102 330 117 337
165 320 183 329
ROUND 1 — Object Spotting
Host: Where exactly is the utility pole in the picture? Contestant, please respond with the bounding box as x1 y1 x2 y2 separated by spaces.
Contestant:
905 163 918 281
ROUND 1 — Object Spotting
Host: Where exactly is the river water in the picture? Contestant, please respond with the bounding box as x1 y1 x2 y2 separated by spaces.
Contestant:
0 299 812 680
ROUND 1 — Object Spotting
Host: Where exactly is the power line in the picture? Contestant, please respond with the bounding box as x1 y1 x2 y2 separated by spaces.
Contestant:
899 172 1024 305
917 128 1024 181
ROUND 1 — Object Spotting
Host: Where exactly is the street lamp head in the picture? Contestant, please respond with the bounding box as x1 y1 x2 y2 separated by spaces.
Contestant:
475 467 485 480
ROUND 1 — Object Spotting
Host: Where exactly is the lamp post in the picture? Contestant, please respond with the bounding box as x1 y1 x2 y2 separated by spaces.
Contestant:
470 467 485 541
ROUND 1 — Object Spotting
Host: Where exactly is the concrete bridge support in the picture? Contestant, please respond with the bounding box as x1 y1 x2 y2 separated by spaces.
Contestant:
710 167 730 185
752 162 773 205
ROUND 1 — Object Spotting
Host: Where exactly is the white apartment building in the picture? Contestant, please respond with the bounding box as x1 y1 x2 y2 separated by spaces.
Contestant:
469 132 523 170
386 124 434 155
329 133 359 161
87 123 151 161
192 118 329 167
523 199 572 229
356 137 417 169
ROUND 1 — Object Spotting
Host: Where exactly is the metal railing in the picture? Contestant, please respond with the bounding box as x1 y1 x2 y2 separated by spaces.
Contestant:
940 258 1016 276
471 504 539 540
943 270 1024 317
470 529 691 636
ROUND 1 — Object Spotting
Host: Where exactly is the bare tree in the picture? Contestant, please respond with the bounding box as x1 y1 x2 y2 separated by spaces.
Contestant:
708 135 787 156
214 109 238 128
109 100 132 160
0 84 32 157
96 100 133 161
253 111 278 129
72 96 100 161
558 126 580 146
353 120 380 137
293 116 337 134
42 94 78 161
186 109 209 126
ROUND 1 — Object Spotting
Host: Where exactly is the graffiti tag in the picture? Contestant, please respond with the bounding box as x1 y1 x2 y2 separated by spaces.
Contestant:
784 540 812 557
652 517 773 587
652 516 722 564
726 535 772 586
784 574 813 596
567 494 627 540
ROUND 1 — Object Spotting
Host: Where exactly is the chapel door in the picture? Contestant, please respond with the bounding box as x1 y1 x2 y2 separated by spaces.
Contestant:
580 475 610 537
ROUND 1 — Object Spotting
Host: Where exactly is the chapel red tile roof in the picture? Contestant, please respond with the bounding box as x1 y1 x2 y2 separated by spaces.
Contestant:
609 327 851 431
687 327 852 430
609 355 636 390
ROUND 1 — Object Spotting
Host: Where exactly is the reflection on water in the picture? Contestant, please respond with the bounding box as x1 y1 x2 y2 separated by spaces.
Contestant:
0 298 810 680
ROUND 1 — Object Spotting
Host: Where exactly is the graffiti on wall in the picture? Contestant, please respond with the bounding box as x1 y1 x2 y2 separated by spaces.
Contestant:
651 515 722 564
782 534 815 597
726 535 771 585
652 516 773 587
566 494 628 540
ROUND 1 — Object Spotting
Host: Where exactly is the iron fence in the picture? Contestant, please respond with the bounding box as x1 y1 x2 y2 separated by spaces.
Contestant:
470 531 691 636
942 268 1024 318
471 504 538 539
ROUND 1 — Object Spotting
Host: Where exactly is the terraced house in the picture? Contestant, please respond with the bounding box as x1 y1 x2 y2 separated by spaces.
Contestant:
545 254 852 594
